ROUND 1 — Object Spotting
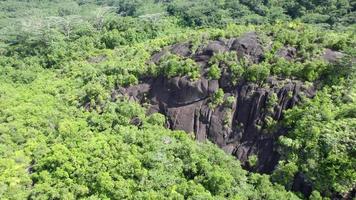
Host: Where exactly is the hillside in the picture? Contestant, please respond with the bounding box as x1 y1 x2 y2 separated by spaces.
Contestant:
0 1 355 199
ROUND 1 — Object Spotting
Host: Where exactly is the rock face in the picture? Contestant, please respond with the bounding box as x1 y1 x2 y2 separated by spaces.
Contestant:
230 32 264 63
322 48 344 62
114 32 317 173
118 77 314 173
276 46 297 61
229 79 315 172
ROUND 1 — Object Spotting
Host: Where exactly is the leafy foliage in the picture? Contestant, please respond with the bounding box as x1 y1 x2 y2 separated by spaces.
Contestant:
209 89 225 108
157 53 201 80
0 0 355 199
244 62 270 83
207 64 221 80
276 82 356 196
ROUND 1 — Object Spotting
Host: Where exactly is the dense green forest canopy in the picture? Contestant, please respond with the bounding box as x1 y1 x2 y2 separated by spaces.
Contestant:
0 0 355 199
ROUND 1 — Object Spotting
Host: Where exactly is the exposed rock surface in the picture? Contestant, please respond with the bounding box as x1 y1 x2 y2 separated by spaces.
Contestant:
113 32 323 173
322 48 344 62
109 32 352 199
118 76 314 173
276 46 297 61
230 32 264 63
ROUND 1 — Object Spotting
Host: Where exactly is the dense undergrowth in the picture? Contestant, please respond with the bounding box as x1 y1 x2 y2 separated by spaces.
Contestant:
0 0 355 199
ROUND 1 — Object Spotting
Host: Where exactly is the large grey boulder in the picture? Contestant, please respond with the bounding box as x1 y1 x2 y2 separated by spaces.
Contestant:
230 32 264 63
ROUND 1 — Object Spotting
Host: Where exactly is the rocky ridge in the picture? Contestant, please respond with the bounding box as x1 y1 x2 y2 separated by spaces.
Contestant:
114 32 341 173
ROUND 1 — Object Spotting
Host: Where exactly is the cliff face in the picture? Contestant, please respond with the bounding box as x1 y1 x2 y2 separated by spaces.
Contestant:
117 76 314 173
114 32 317 173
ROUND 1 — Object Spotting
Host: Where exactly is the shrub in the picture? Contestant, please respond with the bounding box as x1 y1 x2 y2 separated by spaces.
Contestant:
229 63 245 84
248 155 258 167
207 64 221 80
209 89 224 108
147 113 166 126
245 63 270 83
159 54 201 80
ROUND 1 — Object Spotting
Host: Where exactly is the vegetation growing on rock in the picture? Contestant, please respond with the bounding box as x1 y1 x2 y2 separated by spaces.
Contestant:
0 0 355 199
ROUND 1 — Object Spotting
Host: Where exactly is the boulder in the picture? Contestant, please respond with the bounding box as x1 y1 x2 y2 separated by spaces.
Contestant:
151 49 169 64
230 32 264 63
170 43 192 57
201 41 229 56
149 76 218 106
322 48 343 62
276 46 297 60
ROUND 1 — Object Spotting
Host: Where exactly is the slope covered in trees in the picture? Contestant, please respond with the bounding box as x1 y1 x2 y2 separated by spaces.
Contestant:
0 0 355 199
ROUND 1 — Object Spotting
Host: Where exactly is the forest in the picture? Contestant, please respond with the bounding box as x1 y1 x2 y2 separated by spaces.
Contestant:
0 0 355 199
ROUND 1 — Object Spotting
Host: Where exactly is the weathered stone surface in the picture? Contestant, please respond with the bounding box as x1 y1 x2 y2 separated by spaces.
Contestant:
116 83 151 102
276 46 297 60
116 75 315 173
111 34 350 197
151 49 168 64
230 32 264 63
201 41 229 56
148 76 217 106
322 48 344 62
227 79 315 172
170 42 192 57
113 34 348 174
